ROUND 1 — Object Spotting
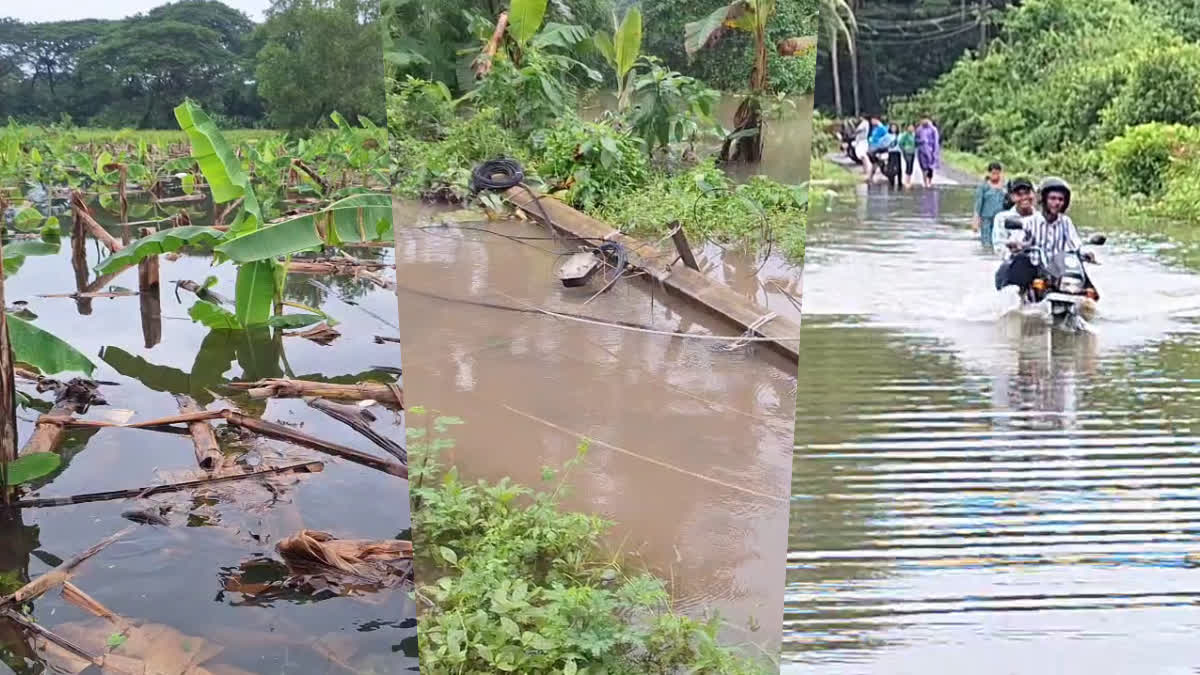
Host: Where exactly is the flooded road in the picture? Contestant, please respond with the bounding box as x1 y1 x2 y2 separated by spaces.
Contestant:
785 184 1200 673
2 200 414 673
393 201 796 663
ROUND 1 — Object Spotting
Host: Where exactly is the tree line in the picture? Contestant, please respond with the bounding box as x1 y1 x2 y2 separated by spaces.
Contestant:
386 0 818 96
0 0 385 130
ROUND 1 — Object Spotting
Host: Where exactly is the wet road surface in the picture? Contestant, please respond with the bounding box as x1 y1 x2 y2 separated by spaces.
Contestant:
786 183 1200 674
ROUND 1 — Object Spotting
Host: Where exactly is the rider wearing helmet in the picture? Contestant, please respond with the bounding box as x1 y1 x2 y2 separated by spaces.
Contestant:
1006 177 1089 260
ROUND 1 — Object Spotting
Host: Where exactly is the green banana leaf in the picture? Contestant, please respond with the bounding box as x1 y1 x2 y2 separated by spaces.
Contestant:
93 226 224 275
213 193 393 264
173 100 263 233
7 314 96 376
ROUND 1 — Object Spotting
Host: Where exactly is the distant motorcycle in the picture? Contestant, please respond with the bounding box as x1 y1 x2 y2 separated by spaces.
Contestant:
1002 216 1106 330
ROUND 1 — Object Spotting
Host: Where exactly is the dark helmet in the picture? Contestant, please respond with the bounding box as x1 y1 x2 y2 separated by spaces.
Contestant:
1038 176 1072 211
1008 177 1034 193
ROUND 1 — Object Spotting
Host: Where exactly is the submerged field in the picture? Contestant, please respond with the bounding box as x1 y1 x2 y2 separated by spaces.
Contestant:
0 115 414 674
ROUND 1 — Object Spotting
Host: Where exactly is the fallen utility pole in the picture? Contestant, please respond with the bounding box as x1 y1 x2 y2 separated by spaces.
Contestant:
503 187 802 362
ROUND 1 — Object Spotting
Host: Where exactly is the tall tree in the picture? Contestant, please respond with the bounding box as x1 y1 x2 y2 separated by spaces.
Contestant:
255 0 386 128
76 20 235 128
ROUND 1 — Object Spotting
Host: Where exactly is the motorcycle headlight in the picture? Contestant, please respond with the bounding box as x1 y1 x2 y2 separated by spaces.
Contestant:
1059 277 1084 294
1064 256 1080 269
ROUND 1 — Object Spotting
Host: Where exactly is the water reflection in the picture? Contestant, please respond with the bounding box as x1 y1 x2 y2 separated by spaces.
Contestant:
787 185 1200 673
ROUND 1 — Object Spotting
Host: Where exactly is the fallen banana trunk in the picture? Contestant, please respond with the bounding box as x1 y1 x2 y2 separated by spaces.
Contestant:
0 526 134 608
306 397 406 463
9 461 323 509
231 379 403 409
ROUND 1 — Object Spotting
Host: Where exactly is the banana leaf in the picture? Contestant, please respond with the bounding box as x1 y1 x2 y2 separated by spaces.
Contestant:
173 101 263 233
7 314 96 376
94 226 224 275
213 193 393 264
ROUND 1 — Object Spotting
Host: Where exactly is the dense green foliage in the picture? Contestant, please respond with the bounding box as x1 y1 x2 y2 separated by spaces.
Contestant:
0 0 384 129
384 0 816 94
408 408 771 674
386 0 807 259
643 0 817 94
890 0 1200 222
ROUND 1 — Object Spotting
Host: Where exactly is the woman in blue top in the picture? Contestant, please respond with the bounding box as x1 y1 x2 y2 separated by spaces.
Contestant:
973 161 1007 249
866 117 888 183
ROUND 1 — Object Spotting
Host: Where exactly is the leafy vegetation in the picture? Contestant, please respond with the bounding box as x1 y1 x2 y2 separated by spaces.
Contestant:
408 407 772 674
889 0 1200 224
0 0 384 130
386 0 808 261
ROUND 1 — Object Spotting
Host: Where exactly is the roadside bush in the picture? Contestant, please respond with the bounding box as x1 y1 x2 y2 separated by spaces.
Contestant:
409 409 771 675
596 160 807 261
391 106 527 201
534 119 651 210
388 76 457 142
1100 45 1200 137
1101 123 1200 197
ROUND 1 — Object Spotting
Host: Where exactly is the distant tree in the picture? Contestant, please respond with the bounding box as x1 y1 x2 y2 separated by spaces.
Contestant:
76 20 236 127
254 0 385 129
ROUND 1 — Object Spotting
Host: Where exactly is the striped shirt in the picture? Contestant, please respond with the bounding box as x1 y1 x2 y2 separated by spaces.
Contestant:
1020 212 1082 257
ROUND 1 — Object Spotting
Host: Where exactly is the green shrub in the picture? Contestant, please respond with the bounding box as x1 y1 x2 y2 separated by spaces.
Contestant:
596 160 807 263
1100 45 1200 137
1101 122 1200 197
409 409 771 675
534 119 651 210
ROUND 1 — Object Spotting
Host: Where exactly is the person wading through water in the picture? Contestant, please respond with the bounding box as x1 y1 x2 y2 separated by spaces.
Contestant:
973 162 1007 249
898 124 917 188
915 117 941 187
885 123 904 189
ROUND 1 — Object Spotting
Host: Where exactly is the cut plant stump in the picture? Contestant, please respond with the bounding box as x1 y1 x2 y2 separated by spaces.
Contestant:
174 395 223 471
19 403 74 456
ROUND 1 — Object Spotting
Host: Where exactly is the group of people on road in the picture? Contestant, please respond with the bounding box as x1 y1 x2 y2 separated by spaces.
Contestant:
841 116 941 189
976 166 1094 292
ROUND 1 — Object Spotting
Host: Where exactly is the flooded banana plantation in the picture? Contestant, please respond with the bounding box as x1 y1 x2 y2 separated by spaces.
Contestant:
0 109 414 674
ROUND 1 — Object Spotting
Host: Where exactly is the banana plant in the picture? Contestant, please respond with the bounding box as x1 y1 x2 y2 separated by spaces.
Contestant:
684 0 782 162
591 7 643 111
94 100 394 332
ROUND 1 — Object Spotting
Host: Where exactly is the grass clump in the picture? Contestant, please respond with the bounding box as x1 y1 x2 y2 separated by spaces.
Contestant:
408 407 772 675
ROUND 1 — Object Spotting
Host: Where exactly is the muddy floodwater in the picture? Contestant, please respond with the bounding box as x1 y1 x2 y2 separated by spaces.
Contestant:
786 184 1200 673
2 199 414 674
392 200 798 662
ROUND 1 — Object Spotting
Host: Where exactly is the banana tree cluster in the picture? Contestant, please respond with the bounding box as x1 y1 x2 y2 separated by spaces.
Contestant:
94 101 394 332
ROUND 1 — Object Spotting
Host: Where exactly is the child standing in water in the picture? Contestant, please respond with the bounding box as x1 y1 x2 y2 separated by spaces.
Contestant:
898 124 917 188
885 123 903 189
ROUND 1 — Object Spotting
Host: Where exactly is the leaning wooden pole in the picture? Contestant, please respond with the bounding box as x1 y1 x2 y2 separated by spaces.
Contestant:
69 192 123 253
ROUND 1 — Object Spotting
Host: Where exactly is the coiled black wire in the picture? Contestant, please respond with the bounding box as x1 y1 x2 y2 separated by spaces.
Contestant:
470 157 628 293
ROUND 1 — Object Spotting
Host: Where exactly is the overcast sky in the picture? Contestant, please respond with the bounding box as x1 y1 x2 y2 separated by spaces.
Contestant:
1 0 272 23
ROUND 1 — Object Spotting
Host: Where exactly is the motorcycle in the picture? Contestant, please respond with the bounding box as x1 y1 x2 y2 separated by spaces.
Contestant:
1002 217 1106 330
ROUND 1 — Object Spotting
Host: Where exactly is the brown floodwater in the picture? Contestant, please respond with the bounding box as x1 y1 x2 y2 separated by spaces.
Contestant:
392 200 797 662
